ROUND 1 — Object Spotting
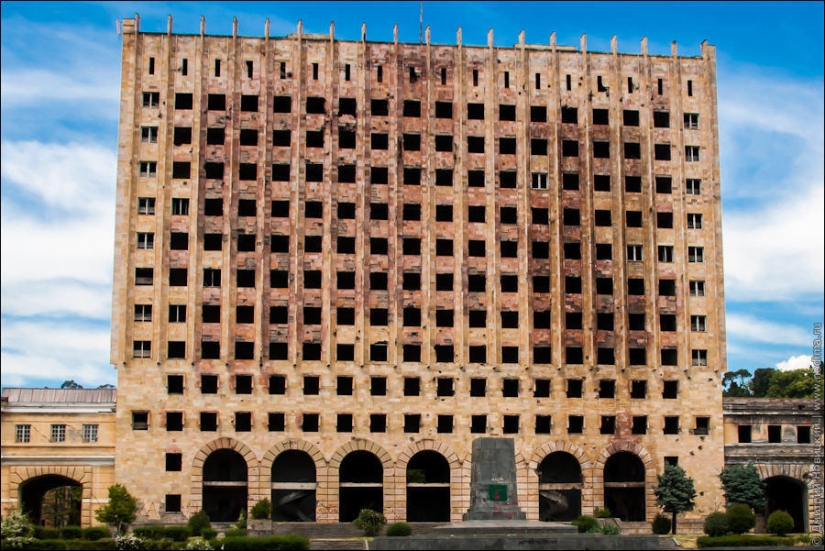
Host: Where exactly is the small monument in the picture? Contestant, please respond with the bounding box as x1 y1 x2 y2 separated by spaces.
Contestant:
464 437 527 520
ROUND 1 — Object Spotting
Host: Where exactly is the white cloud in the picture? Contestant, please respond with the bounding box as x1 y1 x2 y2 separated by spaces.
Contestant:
1 140 117 215
0 321 115 388
725 314 812 347
775 354 812 372
1 280 112 319
717 67 825 303
0 69 119 108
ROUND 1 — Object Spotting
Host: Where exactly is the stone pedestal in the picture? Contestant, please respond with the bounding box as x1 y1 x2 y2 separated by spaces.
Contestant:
463 438 526 521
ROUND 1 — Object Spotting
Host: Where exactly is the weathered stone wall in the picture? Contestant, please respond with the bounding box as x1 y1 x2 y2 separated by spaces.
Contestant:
112 18 727 527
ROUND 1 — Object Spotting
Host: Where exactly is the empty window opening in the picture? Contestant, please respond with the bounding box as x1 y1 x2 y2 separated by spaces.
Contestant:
632 416 647 435
339 128 357 149
370 342 388 362
687 80 693 96
434 344 454 363
467 170 487 187
469 345 487 363
531 105 547 122
629 348 646 365
435 101 452 119
658 78 664 95
654 111 670 128
567 379 583 398
628 313 645 331
403 100 421 117
148 57 155 74
597 312 614 331
403 307 421 327
370 272 388 290
344 63 351 81
502 378 519 397
472 69 479 86
631 380 647 399
561 107 578 124
624 142 641 159
405 414 421 433
435 168 453 187
664 416 680 435
499 104 516 121
566 74 572 90
562 139 579 157
469 309 487 327
568 415 583 434
738 425 752 443
471 415 487 434
467 102 484 119
694 417 710 436
627 76 634 93
533 275 550 293
502 346 519 364
663 381 678 399
437 415 454 434
797 426 812 443
441 67 447 85
312 63 319 80
376 65 383 82
468 136 485 154
660 314 677 332
371 99 388 116
661 348 678 366
132 412 149 430
409 66 417 82
601 416 616 435
597 75 606 92
498 414 519 435
655 143 671 161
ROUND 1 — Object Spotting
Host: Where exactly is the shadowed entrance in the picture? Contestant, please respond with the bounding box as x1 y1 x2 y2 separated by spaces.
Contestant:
604 452 645 521
20 475 81 527
406 450 450 522
203 449 247 522
271 450 317 521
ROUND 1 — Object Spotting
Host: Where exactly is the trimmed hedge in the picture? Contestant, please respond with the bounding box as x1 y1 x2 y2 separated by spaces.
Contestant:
60 526 83 540
211 535 310 550
65 540 118 551
200 528 217 540
163 526 191 541
133 525 166 540
697 535 796 548
386 522 412 537
224 528 247 538
766 510 794 536
187 511 211 537
726 504 756 535
82 527 110 541
703 511 728 537
34 527 61 539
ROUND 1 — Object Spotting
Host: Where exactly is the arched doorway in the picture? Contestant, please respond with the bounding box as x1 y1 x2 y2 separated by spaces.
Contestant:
339 450 383 522
765 476 806 532
406 450 450 522
604 452 645 521
203 449 248 522
271 450 316 521
20 475 82 527
538 452 582 521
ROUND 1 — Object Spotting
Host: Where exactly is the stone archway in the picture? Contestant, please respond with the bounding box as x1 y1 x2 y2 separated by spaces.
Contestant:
19 475 82 528
190 438 258 521
8 466 93 526
596 443 656 522
765 476 807 533
262 440 325 522
329 439 393 522
531 442 591 522
396 440 462 522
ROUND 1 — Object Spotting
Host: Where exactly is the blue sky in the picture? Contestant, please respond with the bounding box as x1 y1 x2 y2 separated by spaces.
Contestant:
1 1 822 388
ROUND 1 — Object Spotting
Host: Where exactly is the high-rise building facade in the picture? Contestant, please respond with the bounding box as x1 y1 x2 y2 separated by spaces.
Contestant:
111 16 726 525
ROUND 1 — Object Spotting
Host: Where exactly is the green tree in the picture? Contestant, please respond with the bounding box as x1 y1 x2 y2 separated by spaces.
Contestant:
722 369 752 397
718 464 766 513
60 380 83 389
750 368 775 397
653 464 697 534
94 483 137 535
765 367 823 398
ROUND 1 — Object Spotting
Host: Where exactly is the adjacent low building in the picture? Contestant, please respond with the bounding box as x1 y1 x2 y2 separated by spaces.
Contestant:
0 388 116 527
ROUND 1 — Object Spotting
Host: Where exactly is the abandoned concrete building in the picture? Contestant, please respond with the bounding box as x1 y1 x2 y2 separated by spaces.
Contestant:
106 15 732 527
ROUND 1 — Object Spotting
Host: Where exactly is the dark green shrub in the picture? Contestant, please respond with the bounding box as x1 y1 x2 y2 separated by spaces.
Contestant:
598 523 621 535
250 499 272 520
67 540 118 551
726 503 756 535
352 509 386 537
34 527 61 539
60 526 83 540
200 528 217 540
224 528 247 538
82 526 110 541
133 525 166 540
594 508 612 518
385 522 412 537
766 510 794 536
140 538 176 551
187 511 212 537
571 515 598 533
697 535 795 548
703 511 728 537
163 526 191 541
651 514 672 534
28 540 66 551
218 535 310 550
